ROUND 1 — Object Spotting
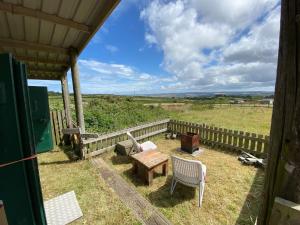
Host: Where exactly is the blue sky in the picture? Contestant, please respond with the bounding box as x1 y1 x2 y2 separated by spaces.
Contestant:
29 0 281 94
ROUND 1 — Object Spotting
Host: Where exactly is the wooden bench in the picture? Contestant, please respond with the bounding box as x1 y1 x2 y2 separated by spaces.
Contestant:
131 150 169 185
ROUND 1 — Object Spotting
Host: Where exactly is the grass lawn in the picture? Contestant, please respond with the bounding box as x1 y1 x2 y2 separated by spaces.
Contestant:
38 147 140 225
168 105 272 135
101 137 264 225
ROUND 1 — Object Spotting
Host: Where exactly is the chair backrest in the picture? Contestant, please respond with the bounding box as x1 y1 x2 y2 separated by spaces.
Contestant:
171 155 205 184
126 132 141 151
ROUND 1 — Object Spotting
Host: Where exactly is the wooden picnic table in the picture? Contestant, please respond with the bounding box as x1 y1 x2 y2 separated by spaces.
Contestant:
131 150 169 185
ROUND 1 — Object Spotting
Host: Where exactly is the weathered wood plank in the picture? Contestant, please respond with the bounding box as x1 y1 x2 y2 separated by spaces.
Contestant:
91 157 172 225
218 128 223 148
223 128 228 149
238 131 244 152
257 134 264 153
250 133 257 154
233 130 238 151
269 197 300 225
227 130 233 150
244 132 250 152
52 111 60 145
50 111 56 145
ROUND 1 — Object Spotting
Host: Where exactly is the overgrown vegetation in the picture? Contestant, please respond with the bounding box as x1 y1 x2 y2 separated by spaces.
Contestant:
49 95 169 133
84 97 168 133
49 94 272 135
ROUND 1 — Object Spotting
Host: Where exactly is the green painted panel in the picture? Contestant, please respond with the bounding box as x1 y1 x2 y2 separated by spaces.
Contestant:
13 61 47 225
29 86 54 153
0 53 36 225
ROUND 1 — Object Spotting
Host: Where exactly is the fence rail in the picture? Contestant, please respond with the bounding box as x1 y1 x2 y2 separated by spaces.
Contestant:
212 103 273 108
50 110 67 145
168 120 269 157
82 119 170 158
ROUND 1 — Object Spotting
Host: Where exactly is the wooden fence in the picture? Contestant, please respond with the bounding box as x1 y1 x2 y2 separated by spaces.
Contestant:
50 110 67 145
82 119 170 158
168 120 269 157
49 110 269 158
212 103 273 108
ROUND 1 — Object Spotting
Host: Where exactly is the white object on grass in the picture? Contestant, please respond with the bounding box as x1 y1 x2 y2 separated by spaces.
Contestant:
44 191 82 225
126 131 157 152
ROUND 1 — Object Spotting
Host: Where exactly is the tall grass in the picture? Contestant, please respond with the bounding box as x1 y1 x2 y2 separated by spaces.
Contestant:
49 95 169 133
84 98 168 133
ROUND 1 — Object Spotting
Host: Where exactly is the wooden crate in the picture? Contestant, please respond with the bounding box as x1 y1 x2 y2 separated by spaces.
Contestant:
180 132 200 154
116 140 134 155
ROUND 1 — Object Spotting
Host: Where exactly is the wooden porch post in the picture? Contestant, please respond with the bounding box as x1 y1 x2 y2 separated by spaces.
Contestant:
70 48 85 133
61 73 72 128
259 0 300 224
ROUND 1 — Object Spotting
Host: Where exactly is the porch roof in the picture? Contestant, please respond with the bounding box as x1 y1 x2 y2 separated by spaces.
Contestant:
0 0 120 80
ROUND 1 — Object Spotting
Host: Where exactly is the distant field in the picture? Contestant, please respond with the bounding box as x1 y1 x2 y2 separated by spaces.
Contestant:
48 95 272 135
167 104 272 135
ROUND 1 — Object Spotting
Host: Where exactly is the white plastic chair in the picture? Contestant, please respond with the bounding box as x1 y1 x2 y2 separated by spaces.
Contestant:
170 155 206 207
126 132 157 152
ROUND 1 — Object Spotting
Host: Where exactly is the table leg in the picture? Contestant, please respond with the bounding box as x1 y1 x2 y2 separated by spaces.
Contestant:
146 169 153 185
162 162 168 176
132 161 138 174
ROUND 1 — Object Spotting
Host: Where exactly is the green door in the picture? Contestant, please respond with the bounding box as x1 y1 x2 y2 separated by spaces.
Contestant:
29 86 53 153
0 53 37 225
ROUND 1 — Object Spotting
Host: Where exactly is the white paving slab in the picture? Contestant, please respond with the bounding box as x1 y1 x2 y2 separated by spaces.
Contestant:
44 191 82 225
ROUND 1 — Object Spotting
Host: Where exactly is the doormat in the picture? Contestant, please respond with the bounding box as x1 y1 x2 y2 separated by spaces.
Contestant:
44 191 82 225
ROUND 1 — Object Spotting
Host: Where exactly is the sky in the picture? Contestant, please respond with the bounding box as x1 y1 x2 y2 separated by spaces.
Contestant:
29 0 281 94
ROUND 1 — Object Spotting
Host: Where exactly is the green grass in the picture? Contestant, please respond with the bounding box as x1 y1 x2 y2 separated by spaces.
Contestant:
38 147 140 225
168 104 272 135
49 95 272 135
45 95 270 224
102 137 264 225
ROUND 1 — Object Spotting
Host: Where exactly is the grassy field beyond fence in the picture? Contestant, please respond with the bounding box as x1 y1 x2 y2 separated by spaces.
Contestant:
167 104 272 135
49 95 272 135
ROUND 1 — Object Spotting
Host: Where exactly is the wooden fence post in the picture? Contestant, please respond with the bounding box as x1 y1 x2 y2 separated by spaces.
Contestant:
259 0 300 223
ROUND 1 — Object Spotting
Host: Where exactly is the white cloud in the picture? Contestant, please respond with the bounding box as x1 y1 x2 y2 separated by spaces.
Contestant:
139 73 152 80
141 0 280 91
27 59 174 94
223 7 280 64
145 33 157 45
188 0 277 28
105 45 119 53
74 59 172 94
79 59 134 77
